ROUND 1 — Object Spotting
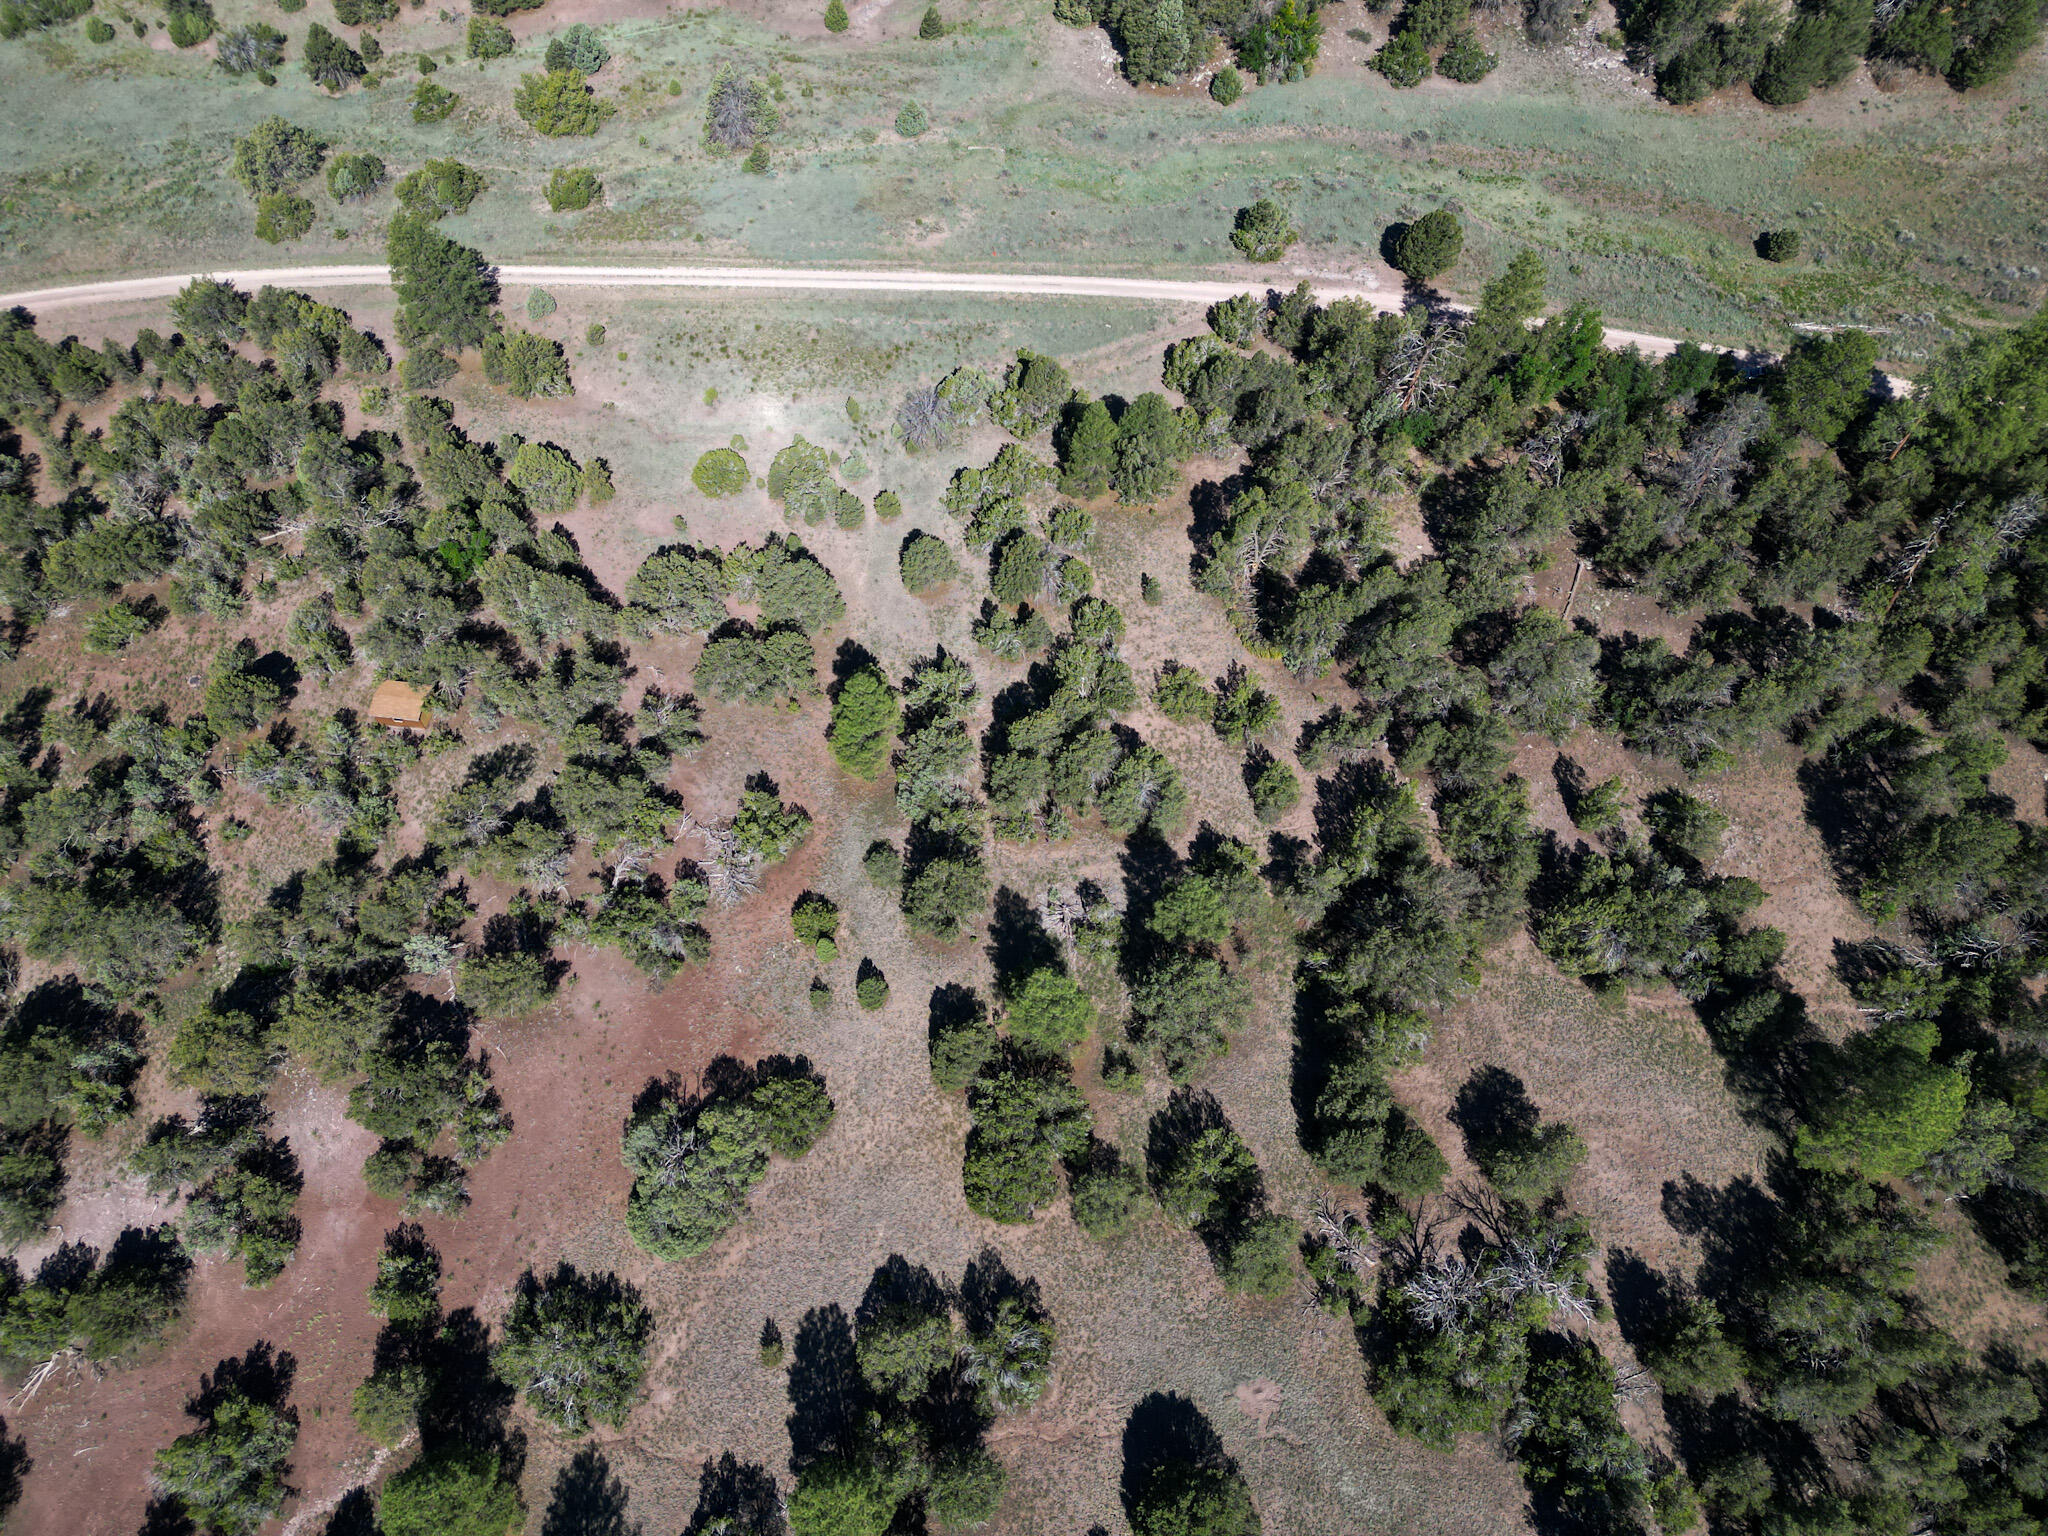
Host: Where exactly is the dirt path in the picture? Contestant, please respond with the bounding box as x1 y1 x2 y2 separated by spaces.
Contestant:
0 261 1720 359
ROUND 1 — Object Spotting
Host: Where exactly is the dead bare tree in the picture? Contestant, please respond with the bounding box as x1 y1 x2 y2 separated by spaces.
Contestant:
1384 321 1466 414
676 808 762 907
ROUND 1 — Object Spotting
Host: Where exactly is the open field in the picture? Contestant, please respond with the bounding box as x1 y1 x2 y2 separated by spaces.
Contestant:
1 0 2044 365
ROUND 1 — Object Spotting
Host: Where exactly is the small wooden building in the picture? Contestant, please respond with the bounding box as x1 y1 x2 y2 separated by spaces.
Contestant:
369 680 431 731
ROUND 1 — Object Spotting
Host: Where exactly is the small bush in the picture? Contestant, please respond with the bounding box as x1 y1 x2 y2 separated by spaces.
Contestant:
254 192 316 244
546 167 603 210
412 79 460 123
1390 208 1463 280
692 447 749 496
863 841 902 889
526 287 556 320
515 68 613 136
743 143 770 173
900 530 961 594
1071 1159 1145 1238
1219 1214 1297 1296
543 21 609 74
791 894 840 950
1759 228 1802 262
873 489 902 520
466 15 513 56
824 0 849 29
856 962 890 1010
1230 198 1295 262
919 2 942 36
325 151 386 201
1247 754 1301 822
1210 64 1243 102
895 99 928 136
1372 27 1432 85
1437 26 1497 80
85 15 114 39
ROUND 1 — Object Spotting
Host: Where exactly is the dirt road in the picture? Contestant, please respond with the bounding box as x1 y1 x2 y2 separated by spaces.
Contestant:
0 261 1715 359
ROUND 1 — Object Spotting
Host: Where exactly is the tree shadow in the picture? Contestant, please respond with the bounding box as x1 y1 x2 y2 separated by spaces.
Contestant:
785 1304 863 1470
136 1496 195 1536
542 1446 640 1536
320 1488 378 1536
1603 1246 1679 1351
187 1340 296 1417
828 637 879 692
1119 1391 1234 1517
1659 1173 1778 1308
420 1306 520 1462
0 1417 24 1529
683 1452 784 1536
856 1255 950 1334
927 983 985 1043
984 885 1060 982
958 1246 1045 1335
1448 1064 1538 1162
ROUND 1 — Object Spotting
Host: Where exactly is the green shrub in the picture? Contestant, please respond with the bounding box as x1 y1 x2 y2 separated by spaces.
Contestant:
546 166 602 210
526 287 556 319
302 21 364 89
900 531 961 593
0 0 90 35
515 68 613 136
791 893 840 949
254 192 316 244
692 446 749 495
83 601 155 653
1248 754 1301 822
85 15 114 39
1071 1159 1145 1238
919 2 942 35
863 840 903 889
828 666 902 778
1002 968 1095 1055
1437 25 1497 79
394 158 484 218
1219 1213 1297 1296
825 0 849 28
895 99 928 136
855 962 890 1010
1372 26 1432 84
544 21 609 74
466 15 513 55
412 79 461 122
379 1444 525 1536
220 17 286 68
1210 63 1243 101
352 1360 430 1444
151 1389 296 1534
325 151 386 201
495 1265 651 1432
1391 208 1463 279
752 1074 835 1158
166 0 214 47
743 142 770 173
1230 198 1295 261
1154 663 1215 723
232 115 325 197
1760 228 1803 262
874 489 902 520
